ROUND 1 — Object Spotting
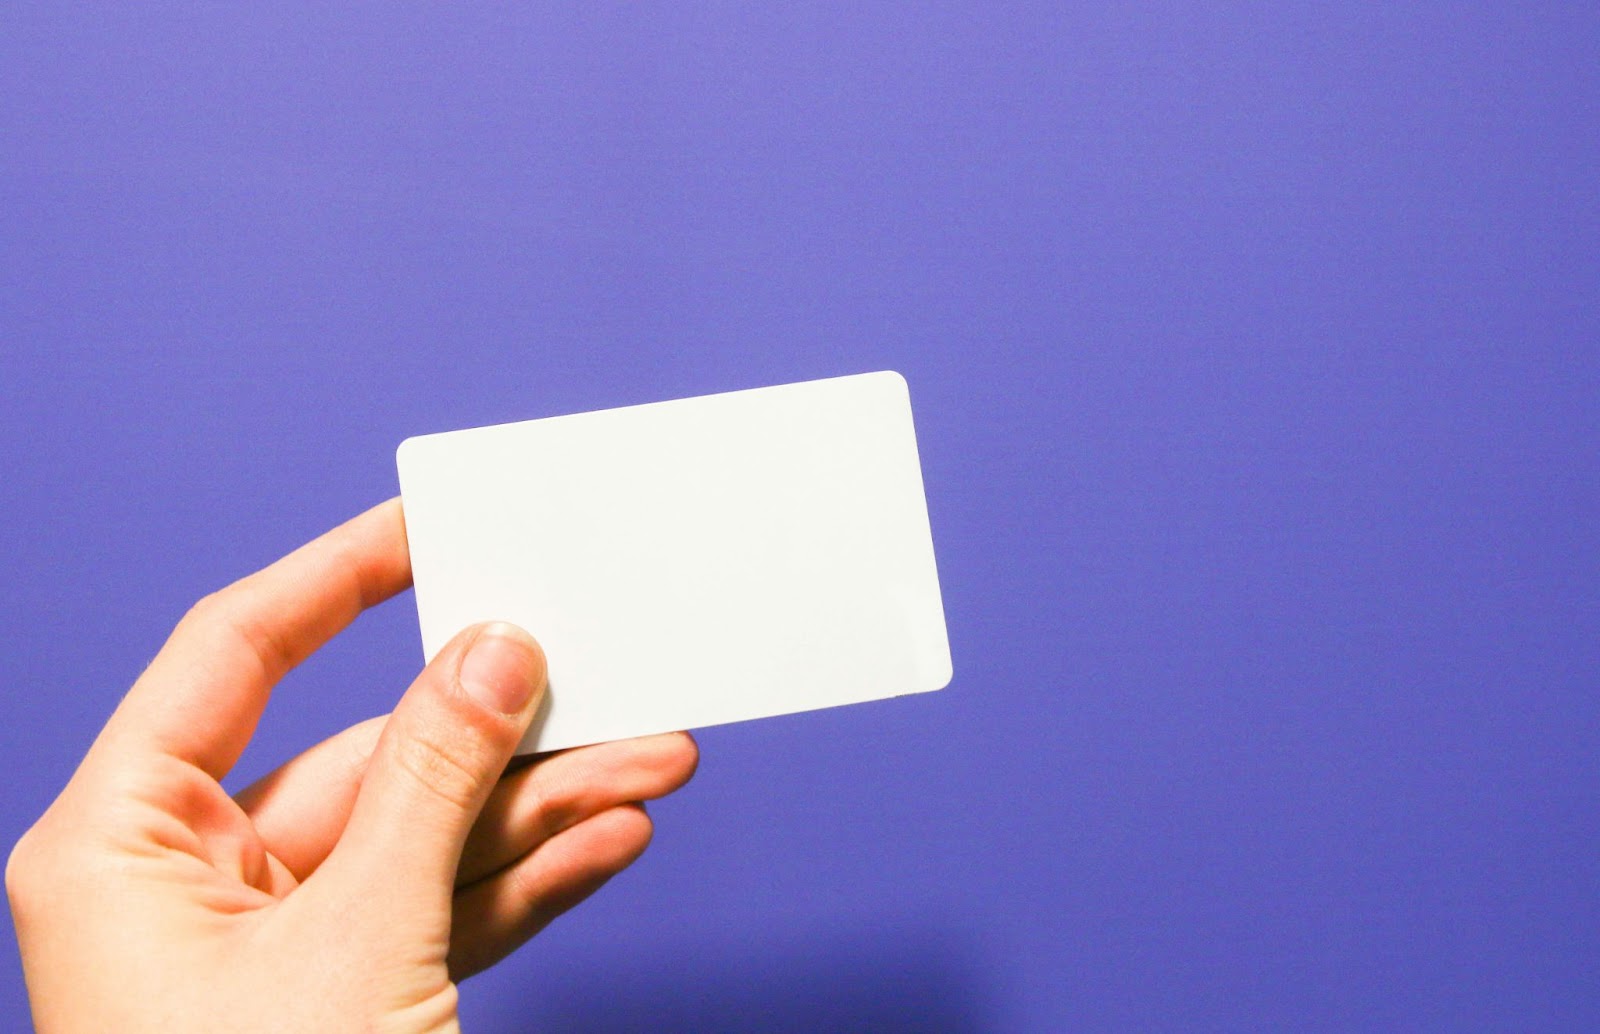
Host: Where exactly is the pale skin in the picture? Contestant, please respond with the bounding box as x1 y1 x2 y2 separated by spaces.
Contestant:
5 499 698 1032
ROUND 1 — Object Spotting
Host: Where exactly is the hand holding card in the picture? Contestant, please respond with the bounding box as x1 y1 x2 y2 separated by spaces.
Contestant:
397 370 953 754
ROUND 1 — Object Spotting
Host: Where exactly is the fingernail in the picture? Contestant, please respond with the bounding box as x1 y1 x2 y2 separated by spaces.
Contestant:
459 622 544 715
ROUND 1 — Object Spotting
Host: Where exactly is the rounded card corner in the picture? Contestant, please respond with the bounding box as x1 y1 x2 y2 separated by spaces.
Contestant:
876 369 911 396
395 435 421 470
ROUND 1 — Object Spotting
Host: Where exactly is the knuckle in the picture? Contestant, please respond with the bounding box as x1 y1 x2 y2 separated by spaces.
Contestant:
4 835 32 901
390 730 489 814
524 770 581 837
178 590 225 631
4 826 48 905
504 849 542 901
180 587 296 679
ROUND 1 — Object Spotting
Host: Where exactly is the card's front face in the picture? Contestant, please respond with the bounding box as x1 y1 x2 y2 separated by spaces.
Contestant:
397 370 952 753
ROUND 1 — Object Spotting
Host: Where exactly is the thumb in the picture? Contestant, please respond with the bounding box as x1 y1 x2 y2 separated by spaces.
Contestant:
324 622 546 907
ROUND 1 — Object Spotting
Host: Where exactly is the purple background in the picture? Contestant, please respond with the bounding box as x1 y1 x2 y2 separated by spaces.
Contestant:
3 3 1597 1030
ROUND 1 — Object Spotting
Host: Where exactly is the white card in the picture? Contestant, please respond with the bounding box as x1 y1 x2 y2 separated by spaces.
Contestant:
396 370 952 753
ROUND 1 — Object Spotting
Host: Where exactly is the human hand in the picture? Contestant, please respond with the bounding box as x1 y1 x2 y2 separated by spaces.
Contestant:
6 499 698 1032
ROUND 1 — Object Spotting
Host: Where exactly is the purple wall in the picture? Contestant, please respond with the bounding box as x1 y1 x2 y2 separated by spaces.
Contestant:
3 4 1596 1030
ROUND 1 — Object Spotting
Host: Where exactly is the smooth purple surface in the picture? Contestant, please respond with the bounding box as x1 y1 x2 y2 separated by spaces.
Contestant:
3 4 1597 1031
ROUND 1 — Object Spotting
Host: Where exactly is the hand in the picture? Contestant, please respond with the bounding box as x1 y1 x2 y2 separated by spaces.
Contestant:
5 500 698 1033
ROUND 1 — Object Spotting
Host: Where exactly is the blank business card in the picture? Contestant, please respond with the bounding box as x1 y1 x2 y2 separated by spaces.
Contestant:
396 370 952 753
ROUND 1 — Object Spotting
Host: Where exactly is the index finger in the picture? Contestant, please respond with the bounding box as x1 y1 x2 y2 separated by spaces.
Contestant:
98 498 412 779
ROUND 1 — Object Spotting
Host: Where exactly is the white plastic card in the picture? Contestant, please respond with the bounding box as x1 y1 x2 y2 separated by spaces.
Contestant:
396 370 952 753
